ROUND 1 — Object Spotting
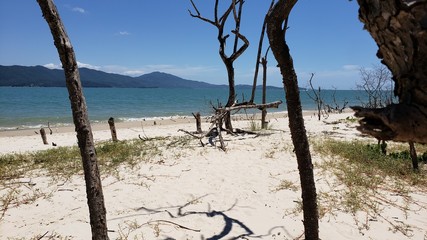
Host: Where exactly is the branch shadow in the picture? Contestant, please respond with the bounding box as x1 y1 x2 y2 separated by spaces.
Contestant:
135 196 255 240
111 194 295 239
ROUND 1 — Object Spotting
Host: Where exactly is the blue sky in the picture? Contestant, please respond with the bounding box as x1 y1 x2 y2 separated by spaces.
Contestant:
0 1 381 89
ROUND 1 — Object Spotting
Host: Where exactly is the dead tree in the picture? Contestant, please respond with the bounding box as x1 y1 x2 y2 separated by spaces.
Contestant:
266 0 319 239
189 0 249 132
352 0 427 144
181 101 282 150
306 73 325 121
325 87 348 113
356 65 394 108
36 1 109 239
250 0 275 104
260 47 271 129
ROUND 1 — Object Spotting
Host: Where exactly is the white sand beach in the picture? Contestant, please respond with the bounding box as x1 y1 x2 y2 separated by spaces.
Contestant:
0 111 426 239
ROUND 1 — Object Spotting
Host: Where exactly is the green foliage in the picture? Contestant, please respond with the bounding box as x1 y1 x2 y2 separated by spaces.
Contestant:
314 140 425 181
0 136 192 183
313 139 426 235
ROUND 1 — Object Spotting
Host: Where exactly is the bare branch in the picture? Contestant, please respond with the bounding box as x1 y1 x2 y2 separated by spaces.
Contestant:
188 0 216 25
229 30 249 62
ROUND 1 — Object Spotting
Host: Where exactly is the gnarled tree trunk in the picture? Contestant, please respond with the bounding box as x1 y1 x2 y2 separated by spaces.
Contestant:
352 0 427 144
37 1 109 239
266 0 319 239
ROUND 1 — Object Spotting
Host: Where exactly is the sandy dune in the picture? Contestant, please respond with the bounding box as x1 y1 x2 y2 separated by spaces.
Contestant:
0 111 426 239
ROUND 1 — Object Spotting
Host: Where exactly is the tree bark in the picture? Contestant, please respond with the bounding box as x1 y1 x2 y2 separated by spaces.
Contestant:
36 1 109 239
266 1 319 239
353 0 427 144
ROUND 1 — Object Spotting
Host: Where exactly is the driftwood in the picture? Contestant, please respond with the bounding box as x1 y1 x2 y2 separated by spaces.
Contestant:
180 101 282 151
218 100 282 112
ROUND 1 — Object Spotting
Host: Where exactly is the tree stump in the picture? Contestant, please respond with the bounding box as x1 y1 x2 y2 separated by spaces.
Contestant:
108 117 118 142
40 128 48 145
192 112 202 133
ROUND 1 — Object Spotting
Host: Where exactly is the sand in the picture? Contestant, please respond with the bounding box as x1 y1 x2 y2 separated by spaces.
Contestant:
0 111 426 239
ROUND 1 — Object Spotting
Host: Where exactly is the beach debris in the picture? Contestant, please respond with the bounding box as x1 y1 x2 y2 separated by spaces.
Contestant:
181 100 282 151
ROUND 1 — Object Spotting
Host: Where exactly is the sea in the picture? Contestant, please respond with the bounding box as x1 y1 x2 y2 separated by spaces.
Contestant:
0 87 367 130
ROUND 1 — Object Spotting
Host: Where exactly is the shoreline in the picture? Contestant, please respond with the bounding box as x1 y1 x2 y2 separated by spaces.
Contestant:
0 110 357 154
0 109 354 138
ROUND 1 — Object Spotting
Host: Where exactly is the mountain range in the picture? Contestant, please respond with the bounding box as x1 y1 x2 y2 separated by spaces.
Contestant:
0 65 231 88
0 65 288 90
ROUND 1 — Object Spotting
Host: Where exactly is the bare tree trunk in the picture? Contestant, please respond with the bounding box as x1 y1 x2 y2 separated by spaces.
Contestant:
40 128 48 145
250 0 275 104
36 1 109 239
192 112 202 133
266 1 319 239
224 60 236 132
261 56 268 129
352 0 427 144
108 117 118 142
409 142 419 172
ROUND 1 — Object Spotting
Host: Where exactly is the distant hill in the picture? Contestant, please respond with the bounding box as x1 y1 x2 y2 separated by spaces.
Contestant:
0 65 289 89
135 71 226 89
0 65 225 88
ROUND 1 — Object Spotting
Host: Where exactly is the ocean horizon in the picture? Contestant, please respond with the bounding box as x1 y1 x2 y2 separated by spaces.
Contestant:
0 86 366 130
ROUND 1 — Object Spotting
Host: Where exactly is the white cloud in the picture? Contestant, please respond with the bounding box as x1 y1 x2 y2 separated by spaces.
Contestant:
342 64 360 71
118 31 130 36
72 7 86 14
77 61 100 70
123 70 146 76
43 63 61 69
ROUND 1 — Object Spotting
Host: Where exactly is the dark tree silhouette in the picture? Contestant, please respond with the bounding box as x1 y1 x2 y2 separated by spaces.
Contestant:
352 0 427 144
36 1 109 239
266 0 319 239
189 0 249 132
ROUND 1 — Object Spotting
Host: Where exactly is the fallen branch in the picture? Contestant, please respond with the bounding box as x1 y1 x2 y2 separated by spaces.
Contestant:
178 129 204 139
178 129 206 147
37 231 49 240
217 100 282 112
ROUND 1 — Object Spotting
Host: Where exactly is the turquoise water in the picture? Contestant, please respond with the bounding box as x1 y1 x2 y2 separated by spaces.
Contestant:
0 87 366 129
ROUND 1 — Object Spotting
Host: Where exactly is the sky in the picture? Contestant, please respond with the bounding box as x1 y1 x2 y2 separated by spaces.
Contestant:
0 0 382 90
